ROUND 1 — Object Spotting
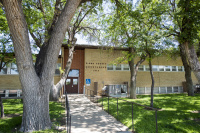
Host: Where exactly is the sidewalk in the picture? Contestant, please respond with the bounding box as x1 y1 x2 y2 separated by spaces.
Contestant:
68 94 131 133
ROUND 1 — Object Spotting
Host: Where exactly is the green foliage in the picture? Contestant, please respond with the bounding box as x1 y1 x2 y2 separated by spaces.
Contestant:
100 0 172 63
23 0 55 45
159 0 200 44
59 67 65 75
100 94 200 133
0 7 8 34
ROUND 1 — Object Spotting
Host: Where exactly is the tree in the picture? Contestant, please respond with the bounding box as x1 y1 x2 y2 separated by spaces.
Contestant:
101 1 147 99
50 4 99 101
137 0 165 107
159 0 200 96
20 0 100 101
0 5 15 73
102 0 164 99
1 0 85 131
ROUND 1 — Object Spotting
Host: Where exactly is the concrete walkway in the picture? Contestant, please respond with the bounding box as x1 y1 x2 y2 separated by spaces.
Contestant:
68 94 131 133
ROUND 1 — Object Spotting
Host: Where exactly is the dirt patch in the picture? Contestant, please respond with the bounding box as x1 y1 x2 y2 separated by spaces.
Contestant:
144 107 163 111
5 114 21 118
1 113 21 119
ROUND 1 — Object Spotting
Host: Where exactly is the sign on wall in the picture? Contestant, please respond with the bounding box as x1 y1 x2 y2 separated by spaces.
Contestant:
86 79 91 86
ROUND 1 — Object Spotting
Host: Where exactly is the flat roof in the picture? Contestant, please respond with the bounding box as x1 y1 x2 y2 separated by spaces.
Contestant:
62 44 129 51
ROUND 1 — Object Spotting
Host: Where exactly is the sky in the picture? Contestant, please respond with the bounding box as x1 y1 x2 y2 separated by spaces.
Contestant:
75 0 138 45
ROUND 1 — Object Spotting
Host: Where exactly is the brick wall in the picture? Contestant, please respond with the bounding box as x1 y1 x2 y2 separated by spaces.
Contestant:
84 49 198 93
0 59 61 90
64 49 84 94
0 75 60 91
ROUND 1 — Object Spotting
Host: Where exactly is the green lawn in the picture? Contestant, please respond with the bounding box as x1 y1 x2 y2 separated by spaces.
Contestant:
0 99 66 133
100 94 200 133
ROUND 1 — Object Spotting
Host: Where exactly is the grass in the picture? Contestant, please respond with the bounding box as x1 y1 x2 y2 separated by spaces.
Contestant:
0 99 66 133
100 94 200 133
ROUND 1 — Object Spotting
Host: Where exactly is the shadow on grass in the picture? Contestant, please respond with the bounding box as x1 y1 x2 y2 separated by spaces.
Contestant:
0 99 66 133
0 116 22 133
99 94 200 132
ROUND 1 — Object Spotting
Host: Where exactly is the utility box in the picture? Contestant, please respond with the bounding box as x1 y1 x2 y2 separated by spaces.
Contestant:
94 82 98 95
105 84 128 97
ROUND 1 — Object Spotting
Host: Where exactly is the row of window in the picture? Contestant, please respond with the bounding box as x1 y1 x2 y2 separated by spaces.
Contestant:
0 63 18 75
0 63 61 75
106 85 183 95
136 86 183 94
107 64 185 72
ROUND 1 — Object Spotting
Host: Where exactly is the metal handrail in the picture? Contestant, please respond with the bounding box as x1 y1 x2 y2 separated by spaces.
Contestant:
85 88 159 133
65 92 71 133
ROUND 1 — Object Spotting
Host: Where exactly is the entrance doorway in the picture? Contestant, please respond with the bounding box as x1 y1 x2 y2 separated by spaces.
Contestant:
65 69 79 94
65 77 79 93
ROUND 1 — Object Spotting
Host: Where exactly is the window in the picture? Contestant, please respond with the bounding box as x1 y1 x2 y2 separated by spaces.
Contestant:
11 63 18 74
0 63 7 74
106 64 184 72
146 87 151 94
160 87 166 93
138 87 145 94
138 86 183 94
115 64 122 70
107 64 130 71
159 66 164 71
138 65 144 71
55 63 61 75
145 65 150 71
179 86 183 93
178 66 183 71
121 85 127 93
107 64 113 70
167 87 172 93
0 62 64 75
0 68 7 74
66 79 71 85
165 66 171 71
68 69 79 77
172 66 177 71
173 87 179 93
152 65 158 71
73 79 78 85
123 64 130 71
154 87 159 93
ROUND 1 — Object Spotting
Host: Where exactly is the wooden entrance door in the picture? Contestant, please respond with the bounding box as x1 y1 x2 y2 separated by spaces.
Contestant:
65 77 79 94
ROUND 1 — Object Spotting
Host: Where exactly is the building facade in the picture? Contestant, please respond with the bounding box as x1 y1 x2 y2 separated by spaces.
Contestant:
0 45 198 96
62 45 198 95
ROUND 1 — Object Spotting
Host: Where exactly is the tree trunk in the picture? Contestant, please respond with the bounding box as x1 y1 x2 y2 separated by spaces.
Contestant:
128 47 137 99
20 83 52 131
184 42 200 84
180 44 194 96
50 44 75 101
2 0 81 131
128 47 146 99
149 58 154 107
129 57 137 99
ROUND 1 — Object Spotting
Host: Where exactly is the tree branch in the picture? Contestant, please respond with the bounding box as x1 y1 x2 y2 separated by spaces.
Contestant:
73 8 83 29
75 7 94 29
40 0 82 80
48 0 62 35
29 31 42 48
38 0 48 27
2 0 38 83
135 55 146 73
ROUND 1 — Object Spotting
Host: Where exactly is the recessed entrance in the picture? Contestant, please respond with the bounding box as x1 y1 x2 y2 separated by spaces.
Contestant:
65 69 79 94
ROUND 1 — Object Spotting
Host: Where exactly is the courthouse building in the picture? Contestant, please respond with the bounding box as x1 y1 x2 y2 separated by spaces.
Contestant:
0 44 198 96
